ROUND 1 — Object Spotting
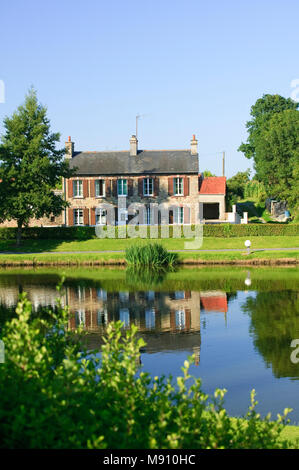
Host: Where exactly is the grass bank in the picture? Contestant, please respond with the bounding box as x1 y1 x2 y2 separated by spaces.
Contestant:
0 235 298 253
0 250 297 266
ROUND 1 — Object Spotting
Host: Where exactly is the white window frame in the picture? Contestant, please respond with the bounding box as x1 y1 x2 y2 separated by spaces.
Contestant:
74 209 84 226
175 309 186 330
173 206 184 224
96 208 107 225
143 178 154 196
117 179 127 196
174 177 183 196
73 180 83 198
95 179 106 198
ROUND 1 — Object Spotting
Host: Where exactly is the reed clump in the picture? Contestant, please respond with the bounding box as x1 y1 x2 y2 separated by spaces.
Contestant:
125 243 178 267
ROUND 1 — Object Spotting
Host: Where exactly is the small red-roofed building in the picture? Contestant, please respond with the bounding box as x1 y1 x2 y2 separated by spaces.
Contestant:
198 174 226 221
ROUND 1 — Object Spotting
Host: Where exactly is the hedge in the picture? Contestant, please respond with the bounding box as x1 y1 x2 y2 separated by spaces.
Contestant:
0 224 298 241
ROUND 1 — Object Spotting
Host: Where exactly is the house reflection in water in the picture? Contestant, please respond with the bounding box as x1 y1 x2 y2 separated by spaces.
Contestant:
0 282 227 360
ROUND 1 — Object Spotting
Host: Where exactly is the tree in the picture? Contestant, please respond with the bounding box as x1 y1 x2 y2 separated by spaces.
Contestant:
202 170 216 177
238 94 299 210
238 94 298 160
254 109 299 207
0 89 74 245
226 169 251 209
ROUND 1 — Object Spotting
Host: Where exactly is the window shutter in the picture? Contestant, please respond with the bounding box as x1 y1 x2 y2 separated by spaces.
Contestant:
68 180 73 198
128 179 133 197
90 208 96 225
138 177 143 196
170 310 176 331
83 180 89 198
84 208 89 225
90 180 95 197
184 206 190 224
185 309 191 330
168 177 174 196
185 291 191 299
169 210 173 225
105 179 111 197
112 180 117 197
184 177 189 196
154 177 159 196
68 208 74 226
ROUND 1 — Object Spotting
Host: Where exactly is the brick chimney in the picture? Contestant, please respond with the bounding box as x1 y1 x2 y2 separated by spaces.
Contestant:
65 136 74 159
130 135 138 156
191 134 198 156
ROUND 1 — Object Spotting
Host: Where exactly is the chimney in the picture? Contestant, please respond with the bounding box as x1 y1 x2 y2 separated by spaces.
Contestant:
65 136 74 159
191 134 198 156
130 135 138 156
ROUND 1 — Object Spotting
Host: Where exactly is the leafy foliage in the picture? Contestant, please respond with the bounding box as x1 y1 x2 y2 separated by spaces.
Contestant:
0 290 294 448
0 89 74 244
238 94 299 210
226 170 251 209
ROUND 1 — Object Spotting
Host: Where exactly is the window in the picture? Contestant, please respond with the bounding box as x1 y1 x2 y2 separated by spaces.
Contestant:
143 178 154 196
96 209 107 225
97 309 108 326
144 206 153 225
175 310 186 330
119 308 130 328
73 180 83 197
174 291 185 300
75 309 85 327
174 177 183 196
95 179 105 197
74 209 84 226
173 207 184 224
145 308 155 329
117 179 127 196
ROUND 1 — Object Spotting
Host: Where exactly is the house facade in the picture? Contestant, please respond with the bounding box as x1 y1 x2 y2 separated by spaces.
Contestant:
64 135 226 227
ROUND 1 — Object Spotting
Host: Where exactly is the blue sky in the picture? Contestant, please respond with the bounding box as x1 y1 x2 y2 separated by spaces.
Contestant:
0 0 298 177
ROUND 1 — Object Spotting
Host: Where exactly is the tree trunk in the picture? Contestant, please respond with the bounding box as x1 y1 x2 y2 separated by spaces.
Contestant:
16 221 23 247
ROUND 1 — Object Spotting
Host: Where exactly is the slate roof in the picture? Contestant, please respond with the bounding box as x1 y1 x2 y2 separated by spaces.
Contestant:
198 176 226 195
69 150 198 176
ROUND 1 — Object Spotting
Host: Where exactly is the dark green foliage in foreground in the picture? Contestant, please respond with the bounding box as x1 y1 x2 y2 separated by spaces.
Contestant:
125 243 178 267
0 292 294 449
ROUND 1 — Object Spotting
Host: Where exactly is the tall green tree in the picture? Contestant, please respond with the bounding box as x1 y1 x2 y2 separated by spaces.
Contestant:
238 94 299 209
238 94 298 161
0 89 74 245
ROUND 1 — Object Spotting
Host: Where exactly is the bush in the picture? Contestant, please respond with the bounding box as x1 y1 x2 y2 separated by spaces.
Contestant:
0 291 294 449
0 224 298 242
125 243 178 267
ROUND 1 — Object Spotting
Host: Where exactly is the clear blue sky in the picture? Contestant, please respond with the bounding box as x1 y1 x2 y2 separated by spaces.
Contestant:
0 0 298 177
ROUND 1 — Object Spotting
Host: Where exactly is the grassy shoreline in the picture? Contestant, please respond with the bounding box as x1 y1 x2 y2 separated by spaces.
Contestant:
0 250 297 266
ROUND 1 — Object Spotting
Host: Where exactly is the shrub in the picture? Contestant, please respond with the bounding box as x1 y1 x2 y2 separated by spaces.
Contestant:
0 224 298 242
0 291 294 449
125 243 178 267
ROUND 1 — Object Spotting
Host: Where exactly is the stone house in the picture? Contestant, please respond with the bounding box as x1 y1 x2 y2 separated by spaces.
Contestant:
64 135 226 226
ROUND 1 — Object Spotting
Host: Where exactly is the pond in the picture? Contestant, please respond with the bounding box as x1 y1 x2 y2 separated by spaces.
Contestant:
0 266 298 423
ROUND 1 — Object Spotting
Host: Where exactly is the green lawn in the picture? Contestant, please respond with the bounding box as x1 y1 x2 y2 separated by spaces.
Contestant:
0 235 298 253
